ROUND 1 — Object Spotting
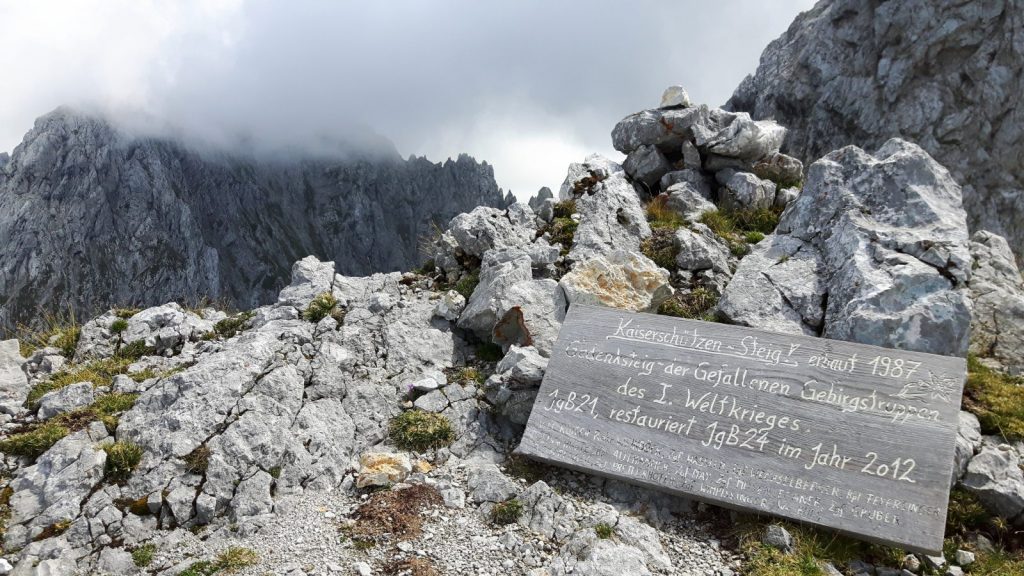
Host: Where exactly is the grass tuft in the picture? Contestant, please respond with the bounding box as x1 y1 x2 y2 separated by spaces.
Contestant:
103 441 144 483
454 270 481 301
595 523 614 539
0 422 69 459
641 228 680 271
131 543 156 567
963 355 1024 440
657 288 719 321
14 309 80 359
184 444 211 475
492 499 523 525
212 311 255 339
303 292 340 323
699 207 781 260
389 410 455 452
645 194 686 231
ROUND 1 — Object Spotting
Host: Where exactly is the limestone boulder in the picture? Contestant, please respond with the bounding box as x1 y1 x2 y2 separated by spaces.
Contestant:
968 230 1024 373
558 251 673 313
719 139 972 355
0 339 27 414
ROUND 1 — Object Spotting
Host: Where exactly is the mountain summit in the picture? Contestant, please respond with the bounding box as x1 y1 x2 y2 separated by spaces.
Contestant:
0 108 506 328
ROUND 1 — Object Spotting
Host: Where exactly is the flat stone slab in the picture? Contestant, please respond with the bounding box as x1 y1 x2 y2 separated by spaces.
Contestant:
518 304 966 554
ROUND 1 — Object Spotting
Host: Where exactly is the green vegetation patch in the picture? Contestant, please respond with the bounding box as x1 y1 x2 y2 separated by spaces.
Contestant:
131 543 156 567
0 392 138 460
26 352 145 409
595 523 614 539
113 307 141 319
16 310 80 359
536 199 578 256
179 547 260 576
657 288 719 322
0 421 69 459
184 444 212 475
303 292 343 323
103 441 144 483
110 318 129 334
645 194 686 231
492 499 523 525
700 207 782 260
454 270 481 301
963 355 1024 441
211 311 255 339
641 228 680 271
389 410 455 452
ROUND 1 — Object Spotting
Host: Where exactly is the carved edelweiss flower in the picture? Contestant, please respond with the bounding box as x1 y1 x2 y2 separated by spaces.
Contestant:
893 372 958 404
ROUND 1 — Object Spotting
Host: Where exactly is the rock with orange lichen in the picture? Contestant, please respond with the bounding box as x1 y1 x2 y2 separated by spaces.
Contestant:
356 452 412 489
557 251 673 313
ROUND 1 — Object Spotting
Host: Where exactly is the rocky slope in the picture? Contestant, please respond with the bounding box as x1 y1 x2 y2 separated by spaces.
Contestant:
727 0 1024 264
0 88 1022 576
0 108 507 330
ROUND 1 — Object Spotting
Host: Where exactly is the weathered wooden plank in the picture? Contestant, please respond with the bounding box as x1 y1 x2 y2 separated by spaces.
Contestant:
517 304 966 554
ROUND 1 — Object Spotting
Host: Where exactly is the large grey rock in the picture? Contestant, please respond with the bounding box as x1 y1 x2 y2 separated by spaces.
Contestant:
719 139 972 355
0 108 505 330
544 508 671 576
968 230 1024 373
277 256 337 308
719 172 776 211
728 0 1024 264
518 481 578 541
675 225 732 275
96 546 136 575
0 339 27 414
659 169 712 200
558 251 673 313
952 411 983 487
4 422 109 549
446 205 536 258
458 249 564 356
622 145 672 189
703 113 786 162
558 154 625 200
763 524 794 553
529 187 554 211
663 184 716 222
567 169 650 262
75 302 217 360
611 105 711 154
485 346 548 424
466 460 519 503
754 152 804 186
962 441 1024 524
36 382 94 420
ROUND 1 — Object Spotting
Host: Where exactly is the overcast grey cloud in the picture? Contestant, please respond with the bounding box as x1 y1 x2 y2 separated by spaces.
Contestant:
0 0 815 199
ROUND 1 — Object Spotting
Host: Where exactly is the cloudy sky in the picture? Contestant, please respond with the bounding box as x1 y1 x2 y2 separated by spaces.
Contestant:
0 0 814 199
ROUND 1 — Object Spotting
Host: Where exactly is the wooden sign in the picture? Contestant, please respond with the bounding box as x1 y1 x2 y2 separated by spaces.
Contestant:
517 304 966 554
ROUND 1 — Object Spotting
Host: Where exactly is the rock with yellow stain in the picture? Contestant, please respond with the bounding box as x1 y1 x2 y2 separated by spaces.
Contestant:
558 251 673 313
413 460 433 474
356 452 412 489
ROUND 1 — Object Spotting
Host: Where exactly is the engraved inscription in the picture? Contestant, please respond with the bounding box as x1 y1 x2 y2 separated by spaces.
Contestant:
517 304 966 555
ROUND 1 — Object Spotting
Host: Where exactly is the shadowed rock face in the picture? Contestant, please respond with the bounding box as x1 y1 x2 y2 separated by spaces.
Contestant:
0 108 505 329
728 0 1024 263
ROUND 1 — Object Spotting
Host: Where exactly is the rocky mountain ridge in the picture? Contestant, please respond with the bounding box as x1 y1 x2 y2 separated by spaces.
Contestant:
727 0 1024 264
0 107 507 330
0 86 1021 575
